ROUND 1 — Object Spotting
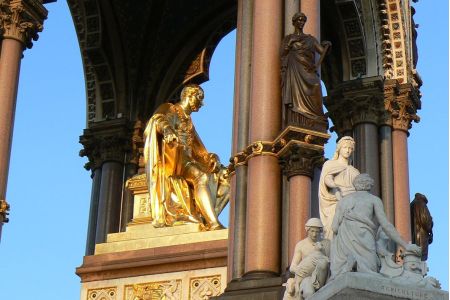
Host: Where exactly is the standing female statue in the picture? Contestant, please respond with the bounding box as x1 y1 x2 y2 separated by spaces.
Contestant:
319 136 360 239
281 12 331 129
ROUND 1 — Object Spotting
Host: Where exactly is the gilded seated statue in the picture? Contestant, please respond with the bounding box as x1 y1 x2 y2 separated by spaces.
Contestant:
143 84 229 230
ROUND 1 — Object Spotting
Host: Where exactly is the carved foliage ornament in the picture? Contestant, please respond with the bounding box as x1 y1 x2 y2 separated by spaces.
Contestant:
0 0 47 48
87 287 116 300
125 280 181 300
0 199 10 224
190 275 222 300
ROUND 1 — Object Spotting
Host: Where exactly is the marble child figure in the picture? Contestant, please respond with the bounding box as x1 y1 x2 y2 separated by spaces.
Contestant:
286 218 330 300
318 136 360 239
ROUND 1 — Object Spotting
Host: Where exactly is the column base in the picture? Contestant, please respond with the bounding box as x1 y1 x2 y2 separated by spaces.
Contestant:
214 275 284 300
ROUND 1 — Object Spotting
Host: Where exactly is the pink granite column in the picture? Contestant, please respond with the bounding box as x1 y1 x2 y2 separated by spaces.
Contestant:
0 39 23 202
281 0 321 263
228 0 254 282
288 175 310 261
244 0 282 276
0 0 47 240
392 129 411 243
301 0 320 73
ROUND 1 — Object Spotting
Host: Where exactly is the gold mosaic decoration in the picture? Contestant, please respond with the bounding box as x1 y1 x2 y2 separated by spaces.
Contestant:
189 275 222 300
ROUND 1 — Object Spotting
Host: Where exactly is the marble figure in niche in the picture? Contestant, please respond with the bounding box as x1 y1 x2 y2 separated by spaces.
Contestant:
318 136 360 239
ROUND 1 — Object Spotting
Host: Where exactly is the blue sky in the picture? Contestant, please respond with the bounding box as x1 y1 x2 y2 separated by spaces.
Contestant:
0 1 447 299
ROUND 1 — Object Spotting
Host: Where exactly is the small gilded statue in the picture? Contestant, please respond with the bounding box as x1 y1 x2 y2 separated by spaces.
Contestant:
143 84 229 230
410 193 433 261
281 12 331 130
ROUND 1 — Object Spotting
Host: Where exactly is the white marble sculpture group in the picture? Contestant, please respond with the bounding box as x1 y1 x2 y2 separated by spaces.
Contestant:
283 137 441 300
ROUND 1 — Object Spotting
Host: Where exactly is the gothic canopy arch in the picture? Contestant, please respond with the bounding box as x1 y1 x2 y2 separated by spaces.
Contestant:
67 0 237 126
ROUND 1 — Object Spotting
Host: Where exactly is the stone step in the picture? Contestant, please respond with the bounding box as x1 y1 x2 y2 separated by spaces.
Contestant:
95 228 228 255
106 223 203 242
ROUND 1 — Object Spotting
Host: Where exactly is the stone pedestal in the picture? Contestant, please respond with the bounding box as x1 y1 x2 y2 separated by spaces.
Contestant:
77 170 230 300
213 276 284 300
309 273 448 300
77 223 229 300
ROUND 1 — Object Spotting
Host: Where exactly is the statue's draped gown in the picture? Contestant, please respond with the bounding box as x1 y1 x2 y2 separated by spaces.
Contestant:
318 159 360 240
281 33 326 121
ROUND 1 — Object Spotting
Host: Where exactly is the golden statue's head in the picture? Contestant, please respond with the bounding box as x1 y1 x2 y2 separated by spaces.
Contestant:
180 84 204 112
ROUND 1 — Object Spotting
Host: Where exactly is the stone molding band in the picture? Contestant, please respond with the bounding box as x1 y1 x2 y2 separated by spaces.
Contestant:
228 127 329 178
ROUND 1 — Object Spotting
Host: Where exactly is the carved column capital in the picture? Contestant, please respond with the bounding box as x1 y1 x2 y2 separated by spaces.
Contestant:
79 118 133 172
325 77 385 136
0 0 47 48
384 81 421 132
279 143 325 179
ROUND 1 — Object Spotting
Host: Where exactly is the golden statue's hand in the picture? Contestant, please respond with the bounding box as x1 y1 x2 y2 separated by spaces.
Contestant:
163 128 178 145
208 153 220 173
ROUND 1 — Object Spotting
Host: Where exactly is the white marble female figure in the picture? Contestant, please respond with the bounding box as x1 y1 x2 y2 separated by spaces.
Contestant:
318 136 360 240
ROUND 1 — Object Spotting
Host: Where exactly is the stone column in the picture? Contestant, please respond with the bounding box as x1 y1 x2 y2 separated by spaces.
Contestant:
228 0 253 282
80 119 130 245
96 159 124 244
244 0 282 277
120 162 137 231
301 0 320 40
120 120 143 231
85 168 102 255
392 129 411 242
379 124 395 224
0 0 47 238
353 119 380 196
388 83 420 244
281 146 322 266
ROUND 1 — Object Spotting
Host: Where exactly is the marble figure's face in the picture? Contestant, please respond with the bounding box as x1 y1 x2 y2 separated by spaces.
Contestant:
338 142 354 159
307 226 321 242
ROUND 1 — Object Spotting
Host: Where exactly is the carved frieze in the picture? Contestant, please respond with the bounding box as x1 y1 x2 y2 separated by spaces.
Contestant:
87 287 117 300
124 280 182 300
0 0 47 49
229 126 330 177
190 275 222 300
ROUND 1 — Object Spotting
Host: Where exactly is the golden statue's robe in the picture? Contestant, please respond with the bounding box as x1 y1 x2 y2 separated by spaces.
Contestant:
144 103 229 228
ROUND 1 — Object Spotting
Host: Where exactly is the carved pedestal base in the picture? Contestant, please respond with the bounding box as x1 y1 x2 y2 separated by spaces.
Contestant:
213 276 284 300
309 273 448 300
77 238 228 300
